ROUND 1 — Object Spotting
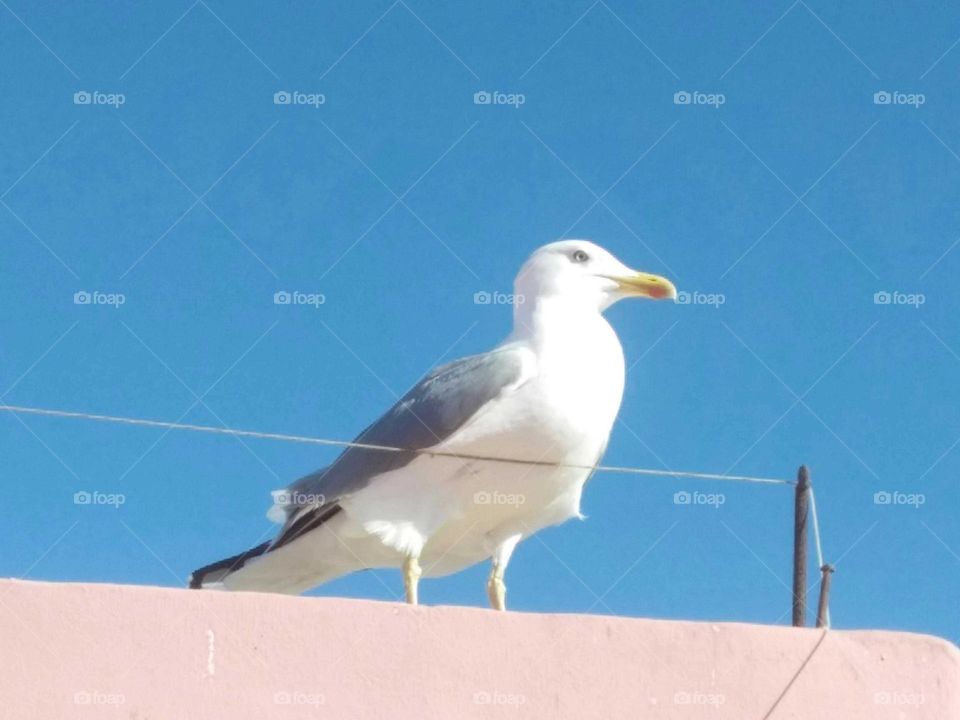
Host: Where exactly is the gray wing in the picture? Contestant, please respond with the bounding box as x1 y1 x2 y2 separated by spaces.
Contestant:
270 347 525 548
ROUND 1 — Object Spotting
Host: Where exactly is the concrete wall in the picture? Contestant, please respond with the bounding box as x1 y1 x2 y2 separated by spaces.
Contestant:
1 579 957 719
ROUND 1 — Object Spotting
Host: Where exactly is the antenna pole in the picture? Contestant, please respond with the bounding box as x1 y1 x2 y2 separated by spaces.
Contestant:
792 465 810 627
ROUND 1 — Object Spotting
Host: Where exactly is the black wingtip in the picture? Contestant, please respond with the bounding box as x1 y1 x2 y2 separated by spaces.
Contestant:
189 540 273 589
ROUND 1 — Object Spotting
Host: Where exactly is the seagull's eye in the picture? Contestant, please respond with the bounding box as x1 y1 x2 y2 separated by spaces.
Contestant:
571 250 590 263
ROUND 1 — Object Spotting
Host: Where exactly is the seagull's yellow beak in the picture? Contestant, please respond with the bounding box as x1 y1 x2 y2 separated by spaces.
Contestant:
607 271 678 300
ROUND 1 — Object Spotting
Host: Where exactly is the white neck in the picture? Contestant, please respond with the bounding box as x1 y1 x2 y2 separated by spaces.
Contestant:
508 295 624 391
506 292 627 451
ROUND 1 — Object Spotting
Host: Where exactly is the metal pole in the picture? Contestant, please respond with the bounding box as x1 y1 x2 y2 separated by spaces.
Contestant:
792 465 810 627
816 564 834 628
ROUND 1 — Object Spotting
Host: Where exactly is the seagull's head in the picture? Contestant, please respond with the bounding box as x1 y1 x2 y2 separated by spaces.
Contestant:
515 240 677 312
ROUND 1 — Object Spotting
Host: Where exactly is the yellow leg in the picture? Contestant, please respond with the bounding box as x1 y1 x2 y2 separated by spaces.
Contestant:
487 566 506 611
403 556 422 605
487 534 521 611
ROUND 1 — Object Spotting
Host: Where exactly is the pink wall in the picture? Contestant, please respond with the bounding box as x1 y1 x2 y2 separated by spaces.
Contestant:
1 579 957 719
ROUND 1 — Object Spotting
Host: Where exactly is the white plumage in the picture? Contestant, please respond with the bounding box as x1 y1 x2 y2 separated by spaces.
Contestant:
190 240 676 609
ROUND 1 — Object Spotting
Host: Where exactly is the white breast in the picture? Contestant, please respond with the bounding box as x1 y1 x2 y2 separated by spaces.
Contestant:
527 311 626 456
341 309 628 574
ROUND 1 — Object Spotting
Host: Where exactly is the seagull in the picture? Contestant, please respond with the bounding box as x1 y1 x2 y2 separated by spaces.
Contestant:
189 240 676 610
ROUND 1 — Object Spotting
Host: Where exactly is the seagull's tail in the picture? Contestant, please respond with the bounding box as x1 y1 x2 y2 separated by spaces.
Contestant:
189 517 362 595
188 540 273 590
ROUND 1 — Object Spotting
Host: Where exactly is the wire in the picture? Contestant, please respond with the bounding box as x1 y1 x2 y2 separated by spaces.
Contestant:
809 487 825 571
0 403 795 486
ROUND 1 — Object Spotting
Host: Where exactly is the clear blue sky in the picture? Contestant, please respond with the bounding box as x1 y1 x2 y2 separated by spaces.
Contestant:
1 1 957 643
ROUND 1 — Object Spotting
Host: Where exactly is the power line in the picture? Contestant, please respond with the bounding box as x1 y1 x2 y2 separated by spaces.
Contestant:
0 403 794 485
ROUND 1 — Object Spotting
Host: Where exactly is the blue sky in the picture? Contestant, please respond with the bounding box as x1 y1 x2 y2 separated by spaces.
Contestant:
1 1 958 644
